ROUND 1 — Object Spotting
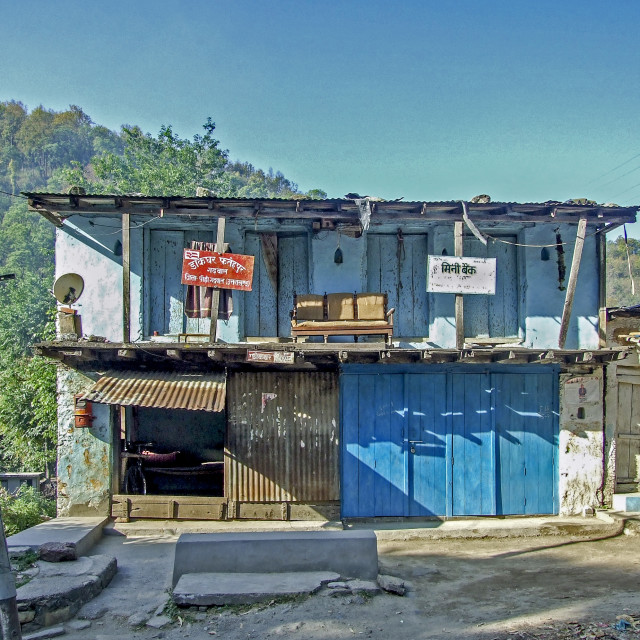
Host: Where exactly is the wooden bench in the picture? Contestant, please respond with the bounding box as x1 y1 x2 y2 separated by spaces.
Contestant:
291 292 394 345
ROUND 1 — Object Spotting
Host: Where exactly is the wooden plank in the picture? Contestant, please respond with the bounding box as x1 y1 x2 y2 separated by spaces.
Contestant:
389 374 407 515
402 235 429 336
558 218 587 348
209 217 226 342
455 222 464 349
357 375 376 516
149 230 185 335
340 375 360 517
411 373 448 516
373 375 392 516
122 213 130 343
244 233 277 337
278 235 309 337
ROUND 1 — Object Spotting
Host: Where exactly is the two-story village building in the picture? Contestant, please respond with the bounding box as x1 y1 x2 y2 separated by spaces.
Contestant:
26 193 636 522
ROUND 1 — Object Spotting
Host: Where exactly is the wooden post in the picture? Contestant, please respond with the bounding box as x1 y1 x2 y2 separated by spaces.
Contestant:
0 506 21 640
122 213 131 343
454 221 464 350
597 229 607 347
558 218 587 349
209 217 226 343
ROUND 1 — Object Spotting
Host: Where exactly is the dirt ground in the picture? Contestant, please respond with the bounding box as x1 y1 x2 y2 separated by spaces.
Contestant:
57 530 640 640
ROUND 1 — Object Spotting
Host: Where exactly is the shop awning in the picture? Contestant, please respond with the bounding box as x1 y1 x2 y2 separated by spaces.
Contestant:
81 370 226 412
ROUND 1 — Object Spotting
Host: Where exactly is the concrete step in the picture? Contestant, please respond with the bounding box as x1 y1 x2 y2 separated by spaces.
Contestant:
172 530 378 586
613 493 640 512
173 571 341 606
7 517 109 557
16 554 117 632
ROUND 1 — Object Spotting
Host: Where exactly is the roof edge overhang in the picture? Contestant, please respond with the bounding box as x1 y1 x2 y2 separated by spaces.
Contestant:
23 193 637 227
33 341 628 370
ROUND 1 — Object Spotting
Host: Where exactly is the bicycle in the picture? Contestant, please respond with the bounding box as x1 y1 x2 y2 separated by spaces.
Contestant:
123 441 155 495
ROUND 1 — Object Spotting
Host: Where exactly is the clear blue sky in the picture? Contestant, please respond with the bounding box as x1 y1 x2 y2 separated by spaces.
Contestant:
2 0 640 234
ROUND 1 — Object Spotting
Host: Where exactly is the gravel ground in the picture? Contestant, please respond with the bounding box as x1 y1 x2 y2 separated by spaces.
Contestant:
51 530 640 640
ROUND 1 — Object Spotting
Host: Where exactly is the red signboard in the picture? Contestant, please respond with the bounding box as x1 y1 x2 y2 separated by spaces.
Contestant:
181 249 254 291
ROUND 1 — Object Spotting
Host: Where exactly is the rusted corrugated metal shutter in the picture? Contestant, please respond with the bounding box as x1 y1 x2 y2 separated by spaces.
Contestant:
226 371 339 501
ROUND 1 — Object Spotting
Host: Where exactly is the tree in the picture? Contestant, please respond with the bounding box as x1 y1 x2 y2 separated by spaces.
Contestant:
80 118 233 196
606 235 640 308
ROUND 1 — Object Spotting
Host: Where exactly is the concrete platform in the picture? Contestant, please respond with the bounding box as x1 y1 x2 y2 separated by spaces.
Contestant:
108 514 621 541
613 492 640 512
348 513 622 541
105 518 343 537
172 530 379 585
173 571 340 606
7 517 108 557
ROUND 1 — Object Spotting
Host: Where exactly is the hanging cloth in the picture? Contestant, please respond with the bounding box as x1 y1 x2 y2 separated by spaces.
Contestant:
184 241 233 319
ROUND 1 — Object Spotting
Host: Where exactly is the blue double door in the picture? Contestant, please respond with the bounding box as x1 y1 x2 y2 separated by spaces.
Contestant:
341 368 558 517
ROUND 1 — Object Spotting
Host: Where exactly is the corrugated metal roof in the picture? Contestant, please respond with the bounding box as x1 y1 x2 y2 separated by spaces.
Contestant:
81 370 226 412
23 192 639 209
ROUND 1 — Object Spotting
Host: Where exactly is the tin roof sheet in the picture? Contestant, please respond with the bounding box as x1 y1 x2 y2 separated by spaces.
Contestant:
81 370 226 412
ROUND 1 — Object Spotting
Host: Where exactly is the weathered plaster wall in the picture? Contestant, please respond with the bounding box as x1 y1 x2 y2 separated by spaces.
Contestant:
523 225 599 350
558 369 604 515
310 232 364 295
56 218 127 342
57 367 112 516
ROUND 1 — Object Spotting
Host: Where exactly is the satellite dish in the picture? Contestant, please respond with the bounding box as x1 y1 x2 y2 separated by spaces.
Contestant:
53 273 85 305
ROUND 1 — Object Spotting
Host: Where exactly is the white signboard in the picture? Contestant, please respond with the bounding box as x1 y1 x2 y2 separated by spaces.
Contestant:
427 256 496 295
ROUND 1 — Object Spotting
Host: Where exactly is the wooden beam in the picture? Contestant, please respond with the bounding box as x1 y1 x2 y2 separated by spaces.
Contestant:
209 217 226 343
122 213 131 343
117 349 137 359
558 218 587 349
454 221 464 350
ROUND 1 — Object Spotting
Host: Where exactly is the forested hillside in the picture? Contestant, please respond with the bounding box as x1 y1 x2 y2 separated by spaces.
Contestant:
0 99 638 473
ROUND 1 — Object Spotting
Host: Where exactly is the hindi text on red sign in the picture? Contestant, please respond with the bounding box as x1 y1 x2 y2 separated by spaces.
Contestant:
181 250 254 291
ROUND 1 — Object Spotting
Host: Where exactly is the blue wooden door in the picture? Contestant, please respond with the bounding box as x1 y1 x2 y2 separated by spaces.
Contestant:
341 369 557 518
341 372 447 517
463 236 519 338
149 230 184 335
244 233 308 338
493 372 557 515
367 234 429 337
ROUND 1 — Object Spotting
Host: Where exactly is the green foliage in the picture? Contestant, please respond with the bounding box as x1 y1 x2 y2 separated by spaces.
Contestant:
0 486 55 536
226 160 326 200
606 235 640 308
78 118 232 197
0 353 57 472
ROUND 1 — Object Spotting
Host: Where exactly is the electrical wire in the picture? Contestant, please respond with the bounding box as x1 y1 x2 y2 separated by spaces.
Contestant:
0 189 29 200
586 152 640 187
